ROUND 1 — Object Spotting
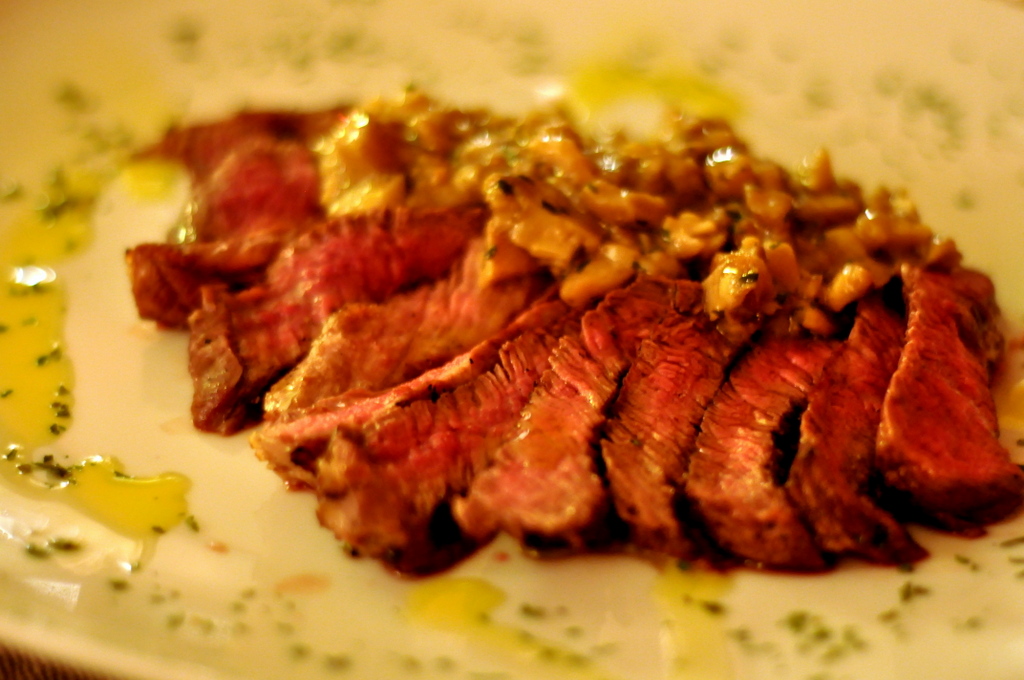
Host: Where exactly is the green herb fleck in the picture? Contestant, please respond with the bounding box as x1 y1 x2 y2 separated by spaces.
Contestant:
782 611 811 633
48 538 81 552
955 616 984 631
0 389 12 398
434 656 457 672
954 554 980 571
954 189 976 211
36 345 62 367
169 18 203 62
484 245 498 260
192 616 215 635
878 608 900 623
323 654 353 672
25 543 51 559
109 578 130 591
520 603 547 619
399 654 422 672
728 628 777 656
55 82 94 114
898 581 930 603
166 613 185 630
290 643 312 661
184 515 200 532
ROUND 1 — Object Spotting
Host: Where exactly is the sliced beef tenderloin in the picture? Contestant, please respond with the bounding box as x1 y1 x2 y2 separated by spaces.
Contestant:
186 136 324 243
141 109 343 183
876 265 1024 529
600 288 743 560
687 337 837 570
263 239 550 417
314 308 582 574
127 232 284 329
127 136 327 327
251 299 571 489
786 293 926 564
189 207 484 434
452 277 687 551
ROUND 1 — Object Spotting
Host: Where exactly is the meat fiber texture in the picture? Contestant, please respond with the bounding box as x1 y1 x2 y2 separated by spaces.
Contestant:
266 268 1023 575
687 336 838 570
126 113 1024 576
127 113 521 434
876 266 1024 529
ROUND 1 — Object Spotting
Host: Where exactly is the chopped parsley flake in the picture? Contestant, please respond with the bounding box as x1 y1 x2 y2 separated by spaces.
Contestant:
898 581 930 603
48 537 81 552
323 654 353 672
25 543 51 559
520 603 547 618
955 616 984 631
954 554 981 571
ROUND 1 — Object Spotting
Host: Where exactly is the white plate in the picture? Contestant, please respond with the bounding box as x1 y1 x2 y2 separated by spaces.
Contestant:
3 1 1024 679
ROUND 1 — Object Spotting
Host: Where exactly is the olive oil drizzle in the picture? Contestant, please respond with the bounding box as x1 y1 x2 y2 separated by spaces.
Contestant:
406 576 620 680
1 163 190 561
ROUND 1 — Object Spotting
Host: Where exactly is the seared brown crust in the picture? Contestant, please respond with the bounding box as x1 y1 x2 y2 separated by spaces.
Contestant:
787 294 926 564
314 306 580 574
876 266 1024 528
600 282 735 559
688 337 836 570
188 208 484 434
263 240 549 418
453 277 686 551
251 299 569 489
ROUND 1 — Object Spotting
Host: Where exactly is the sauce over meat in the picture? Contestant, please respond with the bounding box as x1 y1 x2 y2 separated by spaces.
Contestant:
126 90 1022 574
